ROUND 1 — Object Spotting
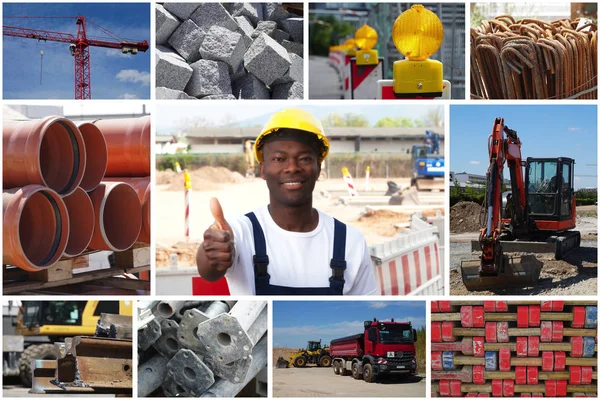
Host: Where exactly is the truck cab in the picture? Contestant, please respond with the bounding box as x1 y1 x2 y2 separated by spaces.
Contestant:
330 318 417 383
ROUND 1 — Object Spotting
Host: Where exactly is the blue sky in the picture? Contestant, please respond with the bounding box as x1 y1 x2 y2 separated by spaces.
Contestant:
156 104 444 134
273 301 425 348
450 105 598 189
3 3 150 99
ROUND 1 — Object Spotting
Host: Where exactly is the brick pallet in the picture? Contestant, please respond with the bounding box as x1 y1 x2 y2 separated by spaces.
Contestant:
431 301 597 397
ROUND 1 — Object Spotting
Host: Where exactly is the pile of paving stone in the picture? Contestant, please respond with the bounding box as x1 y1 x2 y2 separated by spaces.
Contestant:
156 2 303 100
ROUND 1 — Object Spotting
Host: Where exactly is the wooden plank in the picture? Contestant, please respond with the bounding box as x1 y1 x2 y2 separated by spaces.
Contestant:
3 265 149 295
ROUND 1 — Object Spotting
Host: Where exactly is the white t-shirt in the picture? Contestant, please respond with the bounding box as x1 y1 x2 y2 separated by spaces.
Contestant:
224 206 379 295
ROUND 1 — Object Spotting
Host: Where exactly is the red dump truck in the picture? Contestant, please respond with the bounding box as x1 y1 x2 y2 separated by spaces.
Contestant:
330 318 417 382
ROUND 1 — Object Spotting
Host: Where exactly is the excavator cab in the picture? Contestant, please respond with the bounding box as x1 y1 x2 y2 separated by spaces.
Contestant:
526 158 575 228
307 340 322 352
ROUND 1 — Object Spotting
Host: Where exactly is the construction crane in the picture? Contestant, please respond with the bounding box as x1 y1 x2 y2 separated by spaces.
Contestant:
3 15 149 99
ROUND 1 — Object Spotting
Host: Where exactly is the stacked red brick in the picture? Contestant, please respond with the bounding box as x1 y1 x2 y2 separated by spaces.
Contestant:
431 301 597 397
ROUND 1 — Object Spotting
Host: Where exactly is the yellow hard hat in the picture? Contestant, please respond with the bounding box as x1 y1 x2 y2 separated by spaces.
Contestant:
254 108 329 163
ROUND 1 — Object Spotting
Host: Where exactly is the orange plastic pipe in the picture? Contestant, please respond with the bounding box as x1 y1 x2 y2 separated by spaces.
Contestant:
3 116 86 196
62 187 95 257
104 177 150 244
3 185 69 271
88 182 142 251
93 115 150 177
76 122 108 192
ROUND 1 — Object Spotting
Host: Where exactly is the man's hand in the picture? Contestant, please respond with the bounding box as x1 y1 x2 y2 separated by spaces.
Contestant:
196 198 235 280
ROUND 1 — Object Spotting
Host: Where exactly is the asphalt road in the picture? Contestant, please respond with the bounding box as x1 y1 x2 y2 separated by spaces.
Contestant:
308 55 343 99
273 368 425 397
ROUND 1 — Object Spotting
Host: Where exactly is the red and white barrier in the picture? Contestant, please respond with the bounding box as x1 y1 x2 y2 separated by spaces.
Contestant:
376 79 451 100
370 214 443 295
185 188 191 239
350 57 383 99
341 167 358 196
343 54 352 99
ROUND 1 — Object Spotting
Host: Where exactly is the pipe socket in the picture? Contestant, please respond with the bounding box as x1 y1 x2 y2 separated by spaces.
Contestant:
3 185 69 271
88 182 142 251
3 116 86 196
62 187 94 257
76 122 108 192
104 177 150 244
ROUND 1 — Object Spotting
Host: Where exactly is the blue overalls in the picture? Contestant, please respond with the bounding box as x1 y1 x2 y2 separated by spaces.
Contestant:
245 212 347 295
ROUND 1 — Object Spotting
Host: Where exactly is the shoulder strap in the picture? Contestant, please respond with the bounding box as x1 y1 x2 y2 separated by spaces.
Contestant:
329 218 347 291
245 212 269 277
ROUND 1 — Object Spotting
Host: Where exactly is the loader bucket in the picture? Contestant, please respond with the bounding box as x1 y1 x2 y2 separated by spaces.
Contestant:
276 357 290 369
460 255 543 292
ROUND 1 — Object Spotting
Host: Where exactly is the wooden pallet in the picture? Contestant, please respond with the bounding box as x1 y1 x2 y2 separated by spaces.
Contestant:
3 245 150 295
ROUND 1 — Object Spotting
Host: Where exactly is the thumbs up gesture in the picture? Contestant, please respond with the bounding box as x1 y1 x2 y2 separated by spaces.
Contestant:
199 198 235 274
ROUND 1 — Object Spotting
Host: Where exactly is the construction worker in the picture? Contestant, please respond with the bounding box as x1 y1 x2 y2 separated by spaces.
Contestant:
196 108 378 295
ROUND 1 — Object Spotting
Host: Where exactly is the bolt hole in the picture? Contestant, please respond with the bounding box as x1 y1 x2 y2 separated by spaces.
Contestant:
226 361 234 367
184 366 196 380
145 367 152 373
243 345 250 351
217 332 232 346
123 364 131 372
166 337 179 351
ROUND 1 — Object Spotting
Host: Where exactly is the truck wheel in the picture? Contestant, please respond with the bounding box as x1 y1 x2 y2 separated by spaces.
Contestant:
19 343 58 387
333 361 340 375
293 356 307 368
320 356 332 368
351 362 362 380
363 364 376 383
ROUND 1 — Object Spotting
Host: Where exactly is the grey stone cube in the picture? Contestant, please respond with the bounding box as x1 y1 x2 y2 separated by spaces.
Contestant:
199 26 245 73
167 19 205 63
156 5 180 45
232 74 270 99
190 3 237 32
231 3 260 26
279 18 303 43
163 3 201 20
282 40 303 57
244 33 291 86
263 3 290 22
235 16 255 37
156 87 196 99
251 20 277 39
156 46 193 91
272 53 303 85
271 29 290 43
202 94 237 100
271 81 303 99
185 60 232 98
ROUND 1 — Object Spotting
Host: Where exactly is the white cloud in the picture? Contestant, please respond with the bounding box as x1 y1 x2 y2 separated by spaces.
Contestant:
470 160 480 165
119 93 139 99
568 127 581 132
116 69 150 86
368 302 389 309
105 49 129 58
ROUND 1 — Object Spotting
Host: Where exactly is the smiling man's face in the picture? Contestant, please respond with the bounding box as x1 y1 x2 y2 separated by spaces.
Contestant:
261 139 320 208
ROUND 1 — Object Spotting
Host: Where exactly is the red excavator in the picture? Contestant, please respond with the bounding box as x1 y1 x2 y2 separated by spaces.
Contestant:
461 117 580 291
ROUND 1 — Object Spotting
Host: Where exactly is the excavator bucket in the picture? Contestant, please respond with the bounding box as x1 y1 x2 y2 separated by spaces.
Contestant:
276 357 290 369
416 178 444 191
460 255 543 292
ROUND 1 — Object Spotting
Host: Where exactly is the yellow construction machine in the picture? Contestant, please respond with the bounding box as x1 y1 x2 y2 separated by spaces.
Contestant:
3 300 132 387
276 339 332 368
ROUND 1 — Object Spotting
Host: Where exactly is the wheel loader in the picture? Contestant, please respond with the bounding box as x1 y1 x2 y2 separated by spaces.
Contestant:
276 340 332 368
3 300 132 387
460 118 580 291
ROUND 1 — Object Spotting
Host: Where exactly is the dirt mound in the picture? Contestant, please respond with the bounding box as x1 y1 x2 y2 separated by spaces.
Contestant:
156 169 177 185
161 166 246 191
156 242 201 267
273 348 295 368
451 202 482 233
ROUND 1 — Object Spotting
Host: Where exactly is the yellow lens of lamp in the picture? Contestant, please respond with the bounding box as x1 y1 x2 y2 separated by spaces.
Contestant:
392 4 443 61
355 25 378 50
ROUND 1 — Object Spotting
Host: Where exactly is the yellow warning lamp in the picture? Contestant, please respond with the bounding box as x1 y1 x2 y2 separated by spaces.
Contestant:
354 24 379 66
343 38 357 56
391 4 444 97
